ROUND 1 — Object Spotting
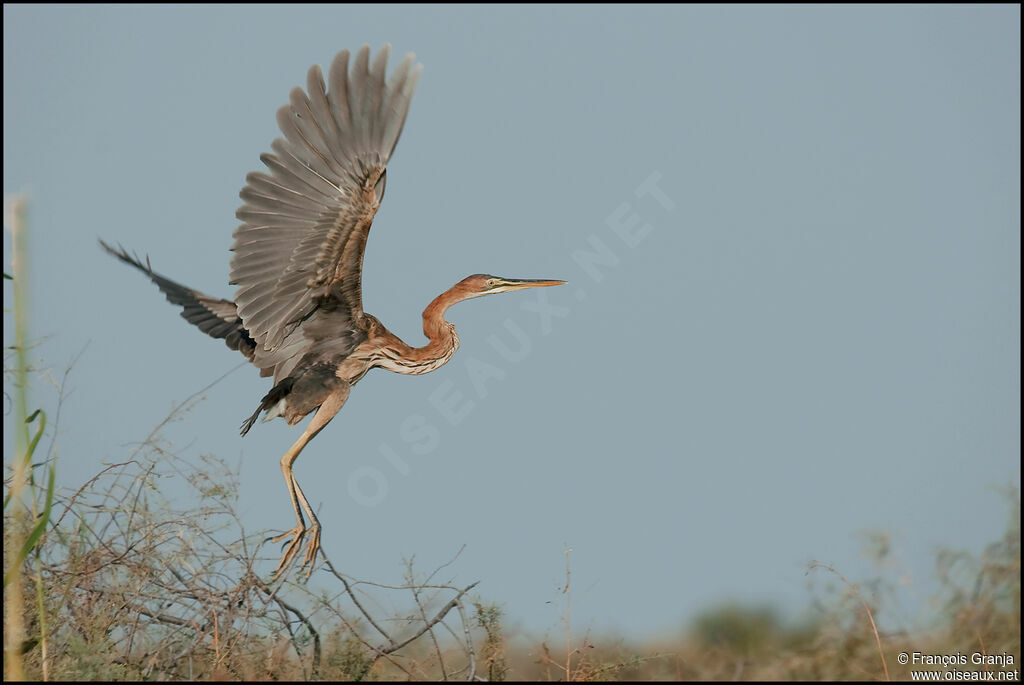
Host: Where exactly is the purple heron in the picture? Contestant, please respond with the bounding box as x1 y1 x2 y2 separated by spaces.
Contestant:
100 45 564 578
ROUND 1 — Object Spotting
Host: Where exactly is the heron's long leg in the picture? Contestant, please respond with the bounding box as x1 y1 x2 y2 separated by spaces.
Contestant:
271 387 349 580
290 474 322 569
270 449 308 578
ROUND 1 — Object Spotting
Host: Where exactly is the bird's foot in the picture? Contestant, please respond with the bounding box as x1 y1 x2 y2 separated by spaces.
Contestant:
270 525 307 580
299 522 322 580
269 522 321 581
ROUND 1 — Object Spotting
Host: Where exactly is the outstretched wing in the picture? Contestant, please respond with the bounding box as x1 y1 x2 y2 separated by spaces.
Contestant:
231 45 422 376
99 240 257 363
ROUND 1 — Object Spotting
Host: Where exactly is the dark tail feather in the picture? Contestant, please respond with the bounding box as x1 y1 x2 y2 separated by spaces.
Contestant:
240 377 294 436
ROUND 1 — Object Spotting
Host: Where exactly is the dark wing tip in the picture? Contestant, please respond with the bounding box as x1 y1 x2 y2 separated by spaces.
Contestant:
99 238 153 274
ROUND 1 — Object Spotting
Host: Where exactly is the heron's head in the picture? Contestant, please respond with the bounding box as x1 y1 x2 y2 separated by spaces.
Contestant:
455 274 565 300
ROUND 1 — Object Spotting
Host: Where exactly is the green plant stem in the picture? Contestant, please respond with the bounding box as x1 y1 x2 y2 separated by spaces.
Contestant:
4 194 29 680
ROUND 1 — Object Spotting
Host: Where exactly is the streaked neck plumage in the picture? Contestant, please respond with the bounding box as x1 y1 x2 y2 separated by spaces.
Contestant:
373 284 469 375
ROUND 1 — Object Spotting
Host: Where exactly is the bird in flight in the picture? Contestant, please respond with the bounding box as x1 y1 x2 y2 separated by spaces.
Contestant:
100 45 564 579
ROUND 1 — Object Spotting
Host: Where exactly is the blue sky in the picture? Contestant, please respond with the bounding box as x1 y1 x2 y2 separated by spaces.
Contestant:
3 5 1020 638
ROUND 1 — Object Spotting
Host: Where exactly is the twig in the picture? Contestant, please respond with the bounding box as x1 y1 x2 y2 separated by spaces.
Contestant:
455 598 477 681
564 546 573 681
379 581 479 655
322 554 393 643
408 564 448 680
253 575 321 680
809 562 890 681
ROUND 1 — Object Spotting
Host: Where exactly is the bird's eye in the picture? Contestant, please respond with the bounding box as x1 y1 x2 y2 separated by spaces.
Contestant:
486 278 499 288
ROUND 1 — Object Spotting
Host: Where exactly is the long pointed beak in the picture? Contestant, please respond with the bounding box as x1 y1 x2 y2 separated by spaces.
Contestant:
497 278 566 290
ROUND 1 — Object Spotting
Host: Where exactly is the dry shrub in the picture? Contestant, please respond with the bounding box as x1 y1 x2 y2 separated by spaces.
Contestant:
6 401 496 681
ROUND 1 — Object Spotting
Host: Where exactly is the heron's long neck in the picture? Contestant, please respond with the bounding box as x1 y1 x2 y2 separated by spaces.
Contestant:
375 287 464 376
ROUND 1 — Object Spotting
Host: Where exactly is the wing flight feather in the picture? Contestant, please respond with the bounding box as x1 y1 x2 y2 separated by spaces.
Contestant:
231 45 422 375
